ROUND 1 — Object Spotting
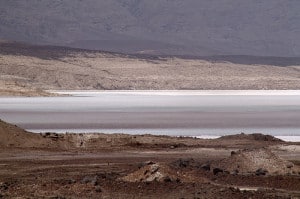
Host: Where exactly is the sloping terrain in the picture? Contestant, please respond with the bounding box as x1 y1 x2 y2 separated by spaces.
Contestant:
0 0 299 57
0 119 299 198
1 41 300 96
121 162 183 183
0 119 286 151
218 133 284 142
212 148 298 175
0 119 44 148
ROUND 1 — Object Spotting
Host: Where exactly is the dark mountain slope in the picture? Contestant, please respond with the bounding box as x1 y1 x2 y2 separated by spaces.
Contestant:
0 0 299 56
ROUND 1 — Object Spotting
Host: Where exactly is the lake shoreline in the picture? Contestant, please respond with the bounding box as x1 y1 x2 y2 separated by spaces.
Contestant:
1 91 300 142
49 90 300 96
1 119 300 198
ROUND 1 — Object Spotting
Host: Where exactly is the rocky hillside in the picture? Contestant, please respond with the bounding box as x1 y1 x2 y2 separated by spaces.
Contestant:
1 41 300 95
0 119 44 148
0 0 299 57
212 148 298 175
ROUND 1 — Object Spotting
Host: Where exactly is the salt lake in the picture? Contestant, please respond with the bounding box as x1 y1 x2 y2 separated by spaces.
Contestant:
1 90 300 141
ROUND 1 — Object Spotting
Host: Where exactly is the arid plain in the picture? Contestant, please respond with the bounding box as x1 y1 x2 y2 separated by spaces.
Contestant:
1 41 300 198
0 119 300 198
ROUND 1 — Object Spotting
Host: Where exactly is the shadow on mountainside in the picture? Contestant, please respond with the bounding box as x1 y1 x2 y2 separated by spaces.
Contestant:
1 41 300 67
198 55 300 67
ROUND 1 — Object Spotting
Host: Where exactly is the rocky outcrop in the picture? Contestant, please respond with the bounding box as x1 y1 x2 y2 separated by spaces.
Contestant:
218 133 283 142
121 162 180 183
212 148 298 175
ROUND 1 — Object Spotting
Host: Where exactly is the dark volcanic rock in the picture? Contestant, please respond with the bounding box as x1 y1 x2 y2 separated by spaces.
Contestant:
201 164 211 171
255 168 268 176
213 168 224 175
171 158 199 169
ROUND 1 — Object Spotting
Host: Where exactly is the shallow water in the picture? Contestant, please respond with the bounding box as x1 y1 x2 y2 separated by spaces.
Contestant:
1 91 300 141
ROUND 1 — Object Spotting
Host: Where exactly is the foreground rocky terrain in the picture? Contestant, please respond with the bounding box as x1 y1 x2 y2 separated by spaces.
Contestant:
1 41 300 96
0 119 299 198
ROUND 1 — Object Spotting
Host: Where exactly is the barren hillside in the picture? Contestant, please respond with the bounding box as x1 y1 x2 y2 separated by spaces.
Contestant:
1 41 300 95
0 119 43 148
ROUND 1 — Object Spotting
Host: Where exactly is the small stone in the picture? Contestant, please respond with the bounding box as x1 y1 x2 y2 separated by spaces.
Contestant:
95 186 102 193
0 183 9 191
92 180 98 186
67 179 76 184
231 169 239 175
213 168 223 175
219 188 226 192
255 168 268 176
81 175 98 185
163 176 172 182
201 164 210 171
286 163 293 169
145 161 155 165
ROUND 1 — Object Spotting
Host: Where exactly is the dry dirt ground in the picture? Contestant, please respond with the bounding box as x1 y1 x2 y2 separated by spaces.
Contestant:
1 41 300 96
1 41 300 198
0 120 300 198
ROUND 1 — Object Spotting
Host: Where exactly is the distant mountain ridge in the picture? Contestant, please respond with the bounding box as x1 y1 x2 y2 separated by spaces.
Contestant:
0 0 299 57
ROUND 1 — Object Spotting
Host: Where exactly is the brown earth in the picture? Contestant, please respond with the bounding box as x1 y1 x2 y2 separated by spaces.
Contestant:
0 119 300 198
1 41 300 96
212 148 298 175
